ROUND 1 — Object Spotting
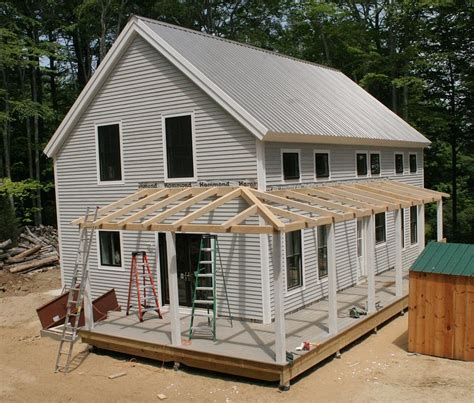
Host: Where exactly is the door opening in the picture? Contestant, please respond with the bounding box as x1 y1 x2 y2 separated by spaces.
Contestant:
158 233 202 307
356 218 367 281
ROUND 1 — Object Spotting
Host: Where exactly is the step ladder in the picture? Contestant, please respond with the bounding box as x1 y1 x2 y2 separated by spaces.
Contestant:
55 207 98 373
126 251 162 322
188 234 232 341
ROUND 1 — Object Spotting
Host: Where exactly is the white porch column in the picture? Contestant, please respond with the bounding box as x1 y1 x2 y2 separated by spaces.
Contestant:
327 222 338 335
437 200 443 242
272 232 286 364
394 209 403 298
83 275 94 330
418 204 425 254
367 214 376 313
166 232 181 346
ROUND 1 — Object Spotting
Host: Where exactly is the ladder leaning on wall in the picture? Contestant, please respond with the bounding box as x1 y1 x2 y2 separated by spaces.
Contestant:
54 207 98 373
188 234 232 342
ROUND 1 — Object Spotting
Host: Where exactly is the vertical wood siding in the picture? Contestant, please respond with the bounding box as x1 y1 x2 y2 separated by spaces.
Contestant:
55 36 261 320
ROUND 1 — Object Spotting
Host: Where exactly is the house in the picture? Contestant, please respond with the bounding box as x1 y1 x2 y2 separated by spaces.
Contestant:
44 16 448 386
409 242 474 361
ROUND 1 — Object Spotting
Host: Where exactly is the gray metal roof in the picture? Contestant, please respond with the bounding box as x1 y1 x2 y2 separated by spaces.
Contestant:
140 17 430 145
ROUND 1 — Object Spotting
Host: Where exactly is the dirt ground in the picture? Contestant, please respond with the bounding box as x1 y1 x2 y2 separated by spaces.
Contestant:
1 270 473 402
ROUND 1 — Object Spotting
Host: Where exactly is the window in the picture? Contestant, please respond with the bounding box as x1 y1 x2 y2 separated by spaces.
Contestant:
401 208 405 249
165 115 194 179
282 151 300 180
395 153 404 174
410 206 418 244
97 124 122 182
99 231 122 268
318 225 328 279
370 153 381 175
356 153 368 176
410 154 417 173
286 230 303 290
315 152 330 179
375 212 386 244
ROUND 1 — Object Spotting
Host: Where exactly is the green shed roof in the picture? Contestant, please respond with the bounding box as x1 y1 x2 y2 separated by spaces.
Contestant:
411 242 474 277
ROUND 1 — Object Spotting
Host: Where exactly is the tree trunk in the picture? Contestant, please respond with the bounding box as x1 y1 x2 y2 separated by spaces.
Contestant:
451 138 457 241
1 68 11 180
31 66 42 226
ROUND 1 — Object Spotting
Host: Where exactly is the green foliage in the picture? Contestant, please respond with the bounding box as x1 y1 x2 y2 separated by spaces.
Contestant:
0 195 19 242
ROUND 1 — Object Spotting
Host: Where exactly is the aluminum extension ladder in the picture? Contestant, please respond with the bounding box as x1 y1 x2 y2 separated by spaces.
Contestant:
188 234 232 341
54 207 98 373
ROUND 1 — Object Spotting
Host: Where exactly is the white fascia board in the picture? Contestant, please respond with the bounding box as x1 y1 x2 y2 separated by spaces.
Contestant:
135 20 267 141
44 20 139 158
263 132 431 149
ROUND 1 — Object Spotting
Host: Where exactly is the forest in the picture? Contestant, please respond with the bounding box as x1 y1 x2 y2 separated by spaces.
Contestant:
0 1 472 243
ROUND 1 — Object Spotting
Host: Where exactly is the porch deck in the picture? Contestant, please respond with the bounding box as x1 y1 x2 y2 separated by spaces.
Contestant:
80 269 408 385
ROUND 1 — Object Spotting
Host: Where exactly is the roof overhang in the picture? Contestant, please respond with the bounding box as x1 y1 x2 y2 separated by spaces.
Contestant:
74 180 449 234
263 132 431 148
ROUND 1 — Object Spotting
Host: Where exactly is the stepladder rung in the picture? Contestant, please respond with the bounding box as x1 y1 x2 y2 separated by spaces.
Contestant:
192 311 214 317
199 260 213 264
201 248 213 252
195 286 213 291
196 273 213 278
194 299 214 305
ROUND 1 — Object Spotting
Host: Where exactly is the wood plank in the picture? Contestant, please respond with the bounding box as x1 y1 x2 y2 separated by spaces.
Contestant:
241 188 285 231
432 274 446 358
443 274 455 358
349 184 413 208
408 272 418 352
321 187 389 212
267 205 333 228
222 205 258 229
171 188 242 229
453 276 466 360
339 184 401 209
374 182 428 203
230 224 274 234
384 181 448 199
464 277 474 361
423 273 435 356
414 273 427 354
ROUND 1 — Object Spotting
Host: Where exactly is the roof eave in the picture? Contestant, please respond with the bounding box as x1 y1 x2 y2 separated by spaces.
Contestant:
262 131 431 149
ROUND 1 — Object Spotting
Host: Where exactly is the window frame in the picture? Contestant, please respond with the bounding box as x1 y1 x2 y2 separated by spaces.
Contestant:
410 205 418 245
409 152 418 173
369 151 381 176
284 229 305 294
374 212 387 246
162 111 197 183
96 229 124 271
317 225 329 282
394 152 405 175
314 150 331 181
355 150 368 177
281 149 301 182
95 121 125 185
401 208 406 250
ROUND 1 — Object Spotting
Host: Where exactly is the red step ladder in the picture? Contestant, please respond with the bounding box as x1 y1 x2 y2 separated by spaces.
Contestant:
126 251 162 322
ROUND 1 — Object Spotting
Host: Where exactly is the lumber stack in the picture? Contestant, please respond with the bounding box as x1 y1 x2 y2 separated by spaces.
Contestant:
0 226 59 274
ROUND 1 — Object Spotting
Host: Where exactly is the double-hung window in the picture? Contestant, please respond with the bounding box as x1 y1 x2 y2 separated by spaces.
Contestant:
98 231 122 268
375 212 386 244
282 151 300 181
395 153 404 174
286 230 303 290
97 124 122 182
370 153 381 175
356 152 368 176
401 208 405 249
409 154 417 173
318 225 328 279
164 115 195 179
410 206 418 244
315 152 330 179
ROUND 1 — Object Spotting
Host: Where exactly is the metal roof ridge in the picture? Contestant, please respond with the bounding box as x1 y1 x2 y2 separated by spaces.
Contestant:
133 15 342 73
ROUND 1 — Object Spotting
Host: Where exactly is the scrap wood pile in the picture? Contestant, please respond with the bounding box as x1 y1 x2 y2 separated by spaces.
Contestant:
0 226 59 274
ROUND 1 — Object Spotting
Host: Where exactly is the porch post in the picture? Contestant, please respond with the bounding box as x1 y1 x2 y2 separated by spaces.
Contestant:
166 232 181 346
83 274 94 330
272 231 286 364
418 204 425 253
367 214 376 313
327 222 338 335
437 200 443 242
394 209 403 298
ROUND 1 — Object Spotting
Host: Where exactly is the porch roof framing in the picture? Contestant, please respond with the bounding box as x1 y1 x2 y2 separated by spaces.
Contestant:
74 180 449 234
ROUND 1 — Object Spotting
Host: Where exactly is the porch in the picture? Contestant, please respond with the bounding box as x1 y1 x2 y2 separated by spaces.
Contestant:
80 268 408 385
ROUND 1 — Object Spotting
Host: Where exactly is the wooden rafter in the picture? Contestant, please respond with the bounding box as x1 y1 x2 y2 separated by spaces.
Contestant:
75 180 448 234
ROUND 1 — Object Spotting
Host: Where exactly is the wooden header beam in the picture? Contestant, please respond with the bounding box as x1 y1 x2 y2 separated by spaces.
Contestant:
75 181 448 234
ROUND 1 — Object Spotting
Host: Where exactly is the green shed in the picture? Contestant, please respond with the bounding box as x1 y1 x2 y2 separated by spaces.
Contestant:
408 242 474 361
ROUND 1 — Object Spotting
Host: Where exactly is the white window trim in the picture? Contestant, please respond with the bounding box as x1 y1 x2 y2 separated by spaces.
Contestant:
316 225 329 283
95 121 125 186
375 212 387 248
369 151 382 177
314 149 331 181
394 151 405 175
281 149 302 183
401 208 406 251
408 152 418 174
95 229 125 271
355 150 369 177
410 205 419 246
284 229 305 296
162 111 197 183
